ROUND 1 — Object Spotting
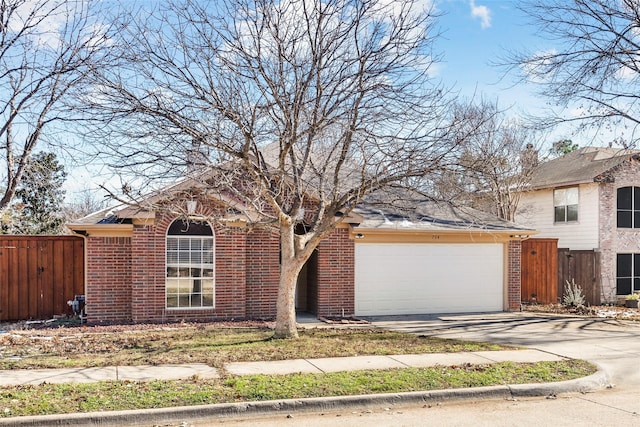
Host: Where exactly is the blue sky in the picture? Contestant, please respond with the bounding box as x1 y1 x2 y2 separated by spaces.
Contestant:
66 1 577 200
430 0 619 149
434 0 547 116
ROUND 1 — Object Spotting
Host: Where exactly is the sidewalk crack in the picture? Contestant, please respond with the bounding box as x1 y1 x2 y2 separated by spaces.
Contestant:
305 359 325 373
387 355 412 368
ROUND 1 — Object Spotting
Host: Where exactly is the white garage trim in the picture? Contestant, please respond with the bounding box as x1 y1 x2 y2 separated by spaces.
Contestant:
355 243 504 316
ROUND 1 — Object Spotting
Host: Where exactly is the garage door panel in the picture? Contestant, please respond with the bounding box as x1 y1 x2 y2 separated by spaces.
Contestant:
355 243 503 316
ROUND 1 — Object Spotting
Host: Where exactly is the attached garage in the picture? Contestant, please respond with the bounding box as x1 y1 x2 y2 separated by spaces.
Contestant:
351 203 535 317
355 242 504 316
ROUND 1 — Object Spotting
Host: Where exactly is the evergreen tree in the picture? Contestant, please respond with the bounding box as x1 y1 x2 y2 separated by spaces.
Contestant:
4 152 67 235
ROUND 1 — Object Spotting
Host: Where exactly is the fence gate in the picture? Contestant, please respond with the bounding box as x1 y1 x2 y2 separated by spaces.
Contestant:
521 238 559 304
0 236 84 321
558 249 601 306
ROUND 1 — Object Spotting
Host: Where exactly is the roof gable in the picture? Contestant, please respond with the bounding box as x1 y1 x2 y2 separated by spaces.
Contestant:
528 147 640 189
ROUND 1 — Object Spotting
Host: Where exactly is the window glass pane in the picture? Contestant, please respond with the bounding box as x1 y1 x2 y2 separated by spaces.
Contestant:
178 251 190 263
566 187 579 205
618 187 632 210
566 205 578 221
634 212 640 229
178 239 190 250
202 280 214 293
554 206 566 222
635 278 640 293
202 295 214 307
203 240 213 251
634 187 640 211
634 254 640 275
553 189 566 206
191 251 202 263
202 268 214 278
167 251 178 263
166 295 178 308
178 295 190 307
166 279 179 293
618 211 632 228
191 294 203 306
617 254 632 277
617 278 632 295
179 280 192 293
166 239 179 251
167 267 178 278
191 239 202 251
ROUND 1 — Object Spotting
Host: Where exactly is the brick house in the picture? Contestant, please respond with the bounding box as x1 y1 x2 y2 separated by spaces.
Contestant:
69 188 532 324
516 147 640 302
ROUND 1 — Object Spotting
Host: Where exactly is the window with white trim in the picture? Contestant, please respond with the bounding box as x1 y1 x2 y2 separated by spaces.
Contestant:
166 220 215 309
553 187 578 223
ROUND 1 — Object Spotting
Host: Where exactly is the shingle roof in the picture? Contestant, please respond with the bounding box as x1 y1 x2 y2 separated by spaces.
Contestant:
69 207 122 225
529 147 640 189
353 201 533 232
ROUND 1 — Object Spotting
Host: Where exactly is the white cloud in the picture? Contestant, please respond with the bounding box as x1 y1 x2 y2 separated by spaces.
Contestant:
469 0 491 29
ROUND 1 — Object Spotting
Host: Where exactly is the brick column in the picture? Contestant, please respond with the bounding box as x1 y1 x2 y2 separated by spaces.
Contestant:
508 240 522 311
316 227 354 317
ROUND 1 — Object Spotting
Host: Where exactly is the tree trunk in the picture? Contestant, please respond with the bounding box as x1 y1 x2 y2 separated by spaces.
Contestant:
273 260 301 339
273 219 304 339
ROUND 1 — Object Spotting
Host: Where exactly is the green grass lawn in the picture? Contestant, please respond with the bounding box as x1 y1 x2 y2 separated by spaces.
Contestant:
0 360 595 418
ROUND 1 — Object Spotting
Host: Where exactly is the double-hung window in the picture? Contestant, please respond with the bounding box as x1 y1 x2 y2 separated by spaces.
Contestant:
617 254 640 295
553 187 578 223
166 220 215 309
617 186 640 228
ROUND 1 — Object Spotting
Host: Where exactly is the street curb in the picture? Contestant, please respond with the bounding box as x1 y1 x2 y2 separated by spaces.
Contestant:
0 370 610 427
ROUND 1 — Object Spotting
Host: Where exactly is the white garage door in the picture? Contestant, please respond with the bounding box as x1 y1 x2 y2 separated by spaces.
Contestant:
355 243 504 316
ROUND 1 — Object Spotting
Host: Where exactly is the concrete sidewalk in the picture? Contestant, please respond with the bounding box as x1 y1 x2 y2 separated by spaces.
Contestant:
0 349 565 386
0 348 611 427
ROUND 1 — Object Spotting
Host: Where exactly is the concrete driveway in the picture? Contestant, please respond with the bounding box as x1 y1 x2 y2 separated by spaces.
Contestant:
367 312 640 388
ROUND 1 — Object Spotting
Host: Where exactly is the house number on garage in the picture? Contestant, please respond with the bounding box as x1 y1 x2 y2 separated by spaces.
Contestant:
432 235 440 240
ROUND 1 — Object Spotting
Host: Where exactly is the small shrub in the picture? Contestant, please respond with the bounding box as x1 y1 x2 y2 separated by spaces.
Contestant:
562 279 585 307
625 293 640 300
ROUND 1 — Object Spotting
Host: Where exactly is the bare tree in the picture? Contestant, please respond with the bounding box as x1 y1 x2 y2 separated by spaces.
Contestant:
62 188 109 222
508 0 640 145
0 0 111 212
435 100 545 221
88 0 465 338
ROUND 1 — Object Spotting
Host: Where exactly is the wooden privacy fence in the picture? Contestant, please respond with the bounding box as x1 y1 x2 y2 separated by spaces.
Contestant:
521 238 601 306
558 248 601 306
0 236 84 321
521 238 558 304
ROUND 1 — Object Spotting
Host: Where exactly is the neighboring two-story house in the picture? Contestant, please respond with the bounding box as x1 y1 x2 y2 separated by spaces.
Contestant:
517 147 640 302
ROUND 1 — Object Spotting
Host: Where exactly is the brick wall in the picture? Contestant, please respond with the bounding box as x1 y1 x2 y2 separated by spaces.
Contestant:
85 236 132 322
507 240 522 311
316 227 355 317
245 228 280 318
86 200 255 323
599 157 640 301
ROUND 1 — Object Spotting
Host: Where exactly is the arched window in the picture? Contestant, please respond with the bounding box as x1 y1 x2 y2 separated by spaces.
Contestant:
617 186 640 228
166 219 215 308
